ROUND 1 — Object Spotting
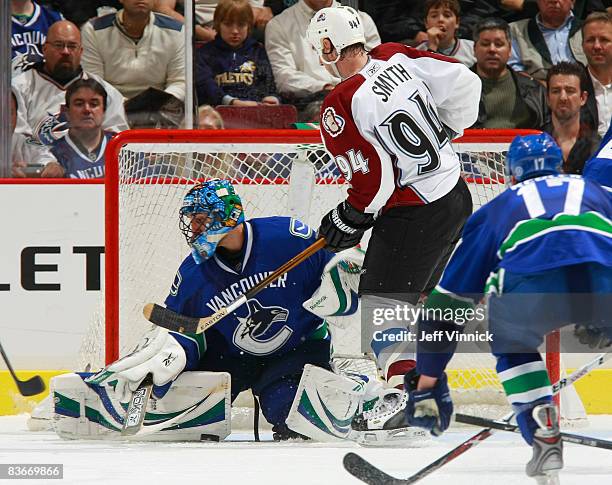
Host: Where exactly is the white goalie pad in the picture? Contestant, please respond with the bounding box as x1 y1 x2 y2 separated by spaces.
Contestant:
52 371 231 441
286 364 367 442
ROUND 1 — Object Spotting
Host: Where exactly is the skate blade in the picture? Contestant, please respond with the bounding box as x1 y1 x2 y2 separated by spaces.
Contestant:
534 470 560 485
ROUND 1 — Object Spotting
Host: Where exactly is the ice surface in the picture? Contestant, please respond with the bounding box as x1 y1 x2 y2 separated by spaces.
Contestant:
1 415 612 484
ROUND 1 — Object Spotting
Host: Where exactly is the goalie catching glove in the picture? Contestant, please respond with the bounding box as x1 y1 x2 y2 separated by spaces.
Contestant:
302 246 364 322
86 327 189 402
318 200 375 252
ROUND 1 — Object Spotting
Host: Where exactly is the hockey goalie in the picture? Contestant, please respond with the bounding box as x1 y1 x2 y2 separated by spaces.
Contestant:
51 179 423 444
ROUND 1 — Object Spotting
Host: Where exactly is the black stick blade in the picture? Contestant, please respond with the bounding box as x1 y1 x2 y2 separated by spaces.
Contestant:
143 304 199 333
343 452 407 485
16 375 45 396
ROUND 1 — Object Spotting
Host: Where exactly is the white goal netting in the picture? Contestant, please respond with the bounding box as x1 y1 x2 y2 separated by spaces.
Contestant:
78 129 577 423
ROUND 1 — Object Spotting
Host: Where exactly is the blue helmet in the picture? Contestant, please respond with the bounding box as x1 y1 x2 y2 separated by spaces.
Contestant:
179 179 245 263
507 133 563 182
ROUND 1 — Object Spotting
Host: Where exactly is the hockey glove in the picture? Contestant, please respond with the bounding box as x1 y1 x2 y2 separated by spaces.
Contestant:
86 327 187 402
404 369 453 436
574 324 612 350
318 200 374 253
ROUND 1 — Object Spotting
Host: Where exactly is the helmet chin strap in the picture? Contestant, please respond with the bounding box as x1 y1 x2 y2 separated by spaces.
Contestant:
321 56 344 79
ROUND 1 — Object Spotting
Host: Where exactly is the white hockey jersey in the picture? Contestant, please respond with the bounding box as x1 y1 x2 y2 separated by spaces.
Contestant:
12 66 129 145
320 43 481 214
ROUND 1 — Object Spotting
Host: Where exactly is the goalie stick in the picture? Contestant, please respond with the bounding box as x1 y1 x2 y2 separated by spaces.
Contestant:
143 237 327 334
0 342 45 396
344 352 611 485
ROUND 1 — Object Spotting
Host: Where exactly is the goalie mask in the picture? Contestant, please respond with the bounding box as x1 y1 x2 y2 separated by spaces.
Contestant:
306 6 365 78
179 179 245 263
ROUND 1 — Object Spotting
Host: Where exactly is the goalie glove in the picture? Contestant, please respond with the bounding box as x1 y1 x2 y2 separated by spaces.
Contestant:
318 200 375 253
86 327 187 402
303 246 364 323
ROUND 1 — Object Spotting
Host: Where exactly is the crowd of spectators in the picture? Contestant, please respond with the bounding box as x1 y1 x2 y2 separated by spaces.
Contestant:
8 0 612 179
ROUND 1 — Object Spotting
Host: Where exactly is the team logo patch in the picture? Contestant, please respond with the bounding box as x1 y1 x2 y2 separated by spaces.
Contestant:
317 12 326 21
366 63 380 77
289 218 313 239
322 107 345 138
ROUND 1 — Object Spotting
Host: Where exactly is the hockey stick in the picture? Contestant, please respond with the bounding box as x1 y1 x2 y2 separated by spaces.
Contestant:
121 374 154 436
143 237 327 334
455 413 612 450
344 352 611 485
0 342 45 396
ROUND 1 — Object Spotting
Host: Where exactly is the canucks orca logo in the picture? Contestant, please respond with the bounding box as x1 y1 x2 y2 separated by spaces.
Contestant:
233 299 292 356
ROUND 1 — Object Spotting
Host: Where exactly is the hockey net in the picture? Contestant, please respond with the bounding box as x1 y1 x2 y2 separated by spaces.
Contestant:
79 128 585 424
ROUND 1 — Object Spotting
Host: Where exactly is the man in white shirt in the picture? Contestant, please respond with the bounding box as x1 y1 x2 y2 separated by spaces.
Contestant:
81 0 185 101
265 0 380 118
582 11 612 138
12 20 128 147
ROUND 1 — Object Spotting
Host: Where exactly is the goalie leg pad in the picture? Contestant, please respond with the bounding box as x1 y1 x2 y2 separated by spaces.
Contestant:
286 364 368 442
52 371 231 441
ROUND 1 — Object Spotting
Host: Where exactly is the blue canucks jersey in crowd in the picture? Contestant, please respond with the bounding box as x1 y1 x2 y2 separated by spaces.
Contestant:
584 122 612 189
438 174 612 298
11 2 62 58
50 132 113 179
165 217 334 359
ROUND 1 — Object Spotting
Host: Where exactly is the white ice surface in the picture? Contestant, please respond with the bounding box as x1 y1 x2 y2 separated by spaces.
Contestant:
1 415 612 485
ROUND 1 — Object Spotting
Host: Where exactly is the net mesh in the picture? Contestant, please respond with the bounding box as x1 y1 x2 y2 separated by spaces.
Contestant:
79 133 529 421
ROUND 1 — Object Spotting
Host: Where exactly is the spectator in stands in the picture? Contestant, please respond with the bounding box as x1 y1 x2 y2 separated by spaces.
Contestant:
40 1 122 27
198 104 225 129
265 0 380 120
11 0 62 60
414 0 476 66
154 0 272 42
195 0 279 107
13 78 112 179
470 18 548 129
12 20 128 147
544 61 600 174
81 0 185 102
508 0 588 81
581 11 612 138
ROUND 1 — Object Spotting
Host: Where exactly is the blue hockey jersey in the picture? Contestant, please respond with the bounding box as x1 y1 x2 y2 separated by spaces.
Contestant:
584 122 612 189
165 217 334 359
50 132 113 179
437 174 612 299
11 2 62 58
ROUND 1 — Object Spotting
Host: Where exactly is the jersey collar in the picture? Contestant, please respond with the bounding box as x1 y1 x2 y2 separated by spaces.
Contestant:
213 221 253 275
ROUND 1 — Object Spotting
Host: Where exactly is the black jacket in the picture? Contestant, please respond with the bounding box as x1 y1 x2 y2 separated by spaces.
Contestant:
471 66 549 129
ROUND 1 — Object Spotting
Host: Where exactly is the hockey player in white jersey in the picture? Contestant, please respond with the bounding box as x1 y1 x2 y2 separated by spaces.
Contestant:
306 6 481 433
402 133 612 483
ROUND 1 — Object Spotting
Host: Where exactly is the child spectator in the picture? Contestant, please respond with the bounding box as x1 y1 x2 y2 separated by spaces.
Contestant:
415 0 475 66
195 0 279 107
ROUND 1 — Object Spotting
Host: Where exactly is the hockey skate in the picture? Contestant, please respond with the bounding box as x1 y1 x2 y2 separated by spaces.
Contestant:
351 388 428 446
526 404 563 485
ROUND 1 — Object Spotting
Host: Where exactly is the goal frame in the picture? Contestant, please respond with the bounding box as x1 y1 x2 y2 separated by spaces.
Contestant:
104 128 541 365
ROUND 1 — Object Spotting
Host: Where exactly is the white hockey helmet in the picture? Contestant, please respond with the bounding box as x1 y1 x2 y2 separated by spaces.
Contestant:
307 6 365 63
